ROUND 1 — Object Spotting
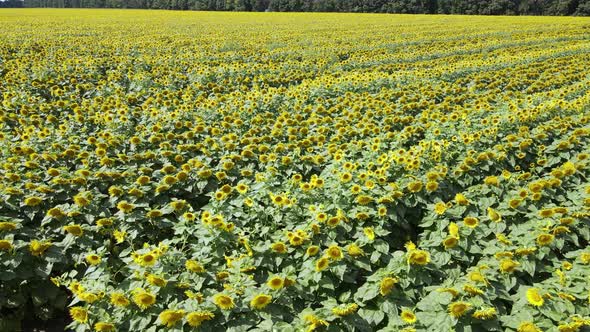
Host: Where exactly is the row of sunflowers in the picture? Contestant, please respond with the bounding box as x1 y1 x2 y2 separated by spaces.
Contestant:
1 9 590 332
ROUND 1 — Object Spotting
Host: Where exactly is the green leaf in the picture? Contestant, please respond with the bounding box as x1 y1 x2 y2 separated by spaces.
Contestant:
358 307 384 326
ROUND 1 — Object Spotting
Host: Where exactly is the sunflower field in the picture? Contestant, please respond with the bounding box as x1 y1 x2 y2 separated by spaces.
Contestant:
1 9 590 332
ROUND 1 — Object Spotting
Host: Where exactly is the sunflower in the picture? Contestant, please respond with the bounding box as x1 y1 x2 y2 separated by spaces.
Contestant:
271 242 287 253
146 209 163 218
538 208 554 218
94 322 115 332
468 271 488 284
69 306 88 323
347 243 364 257
73 192 92 207
47 207 66 219
136 253 157 267
304 314 329 330
536 233 554 246
147 274 167 287
110 292 130 307
526 288 544 307
326 216 340 228
29 240 51 256
455 193 469 205
158 309 185 327
136 175 150 185
0 222 17 231
356 195 373 205
113 230 126 244
213 293 235 310
363 227 375 241
442 236 459 249
23 196 43 206
0 240 13 251
96 218 113 227
306 245 320 256
316 212 328 222
325 245 343 260
379 276 398 296
250 294 272 309
484 176 499 186
340 172 352 182
400 309 417 324
116 201 135 213
407 249 430 266
185 259 205 273
434 202 447 215
267 276 284 290
236 183 249 194
186 311 215 327
63 224 83 236
132 289 156 310
499 258 519 273
448 301 471 318
509 198 522 209
517 322 542 332
463 284 484 296
350 185 362 194
487 207 502 222
407 181 423 193
332 303 359 316
472 307 496 320
85 253 101 265
315 257 330 272
438 287 459 298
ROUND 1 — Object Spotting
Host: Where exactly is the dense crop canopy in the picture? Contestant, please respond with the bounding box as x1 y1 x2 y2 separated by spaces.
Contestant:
0 9 590 332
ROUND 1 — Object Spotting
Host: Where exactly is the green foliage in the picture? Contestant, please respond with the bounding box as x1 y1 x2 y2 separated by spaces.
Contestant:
13 0 590 15
1 9 590 332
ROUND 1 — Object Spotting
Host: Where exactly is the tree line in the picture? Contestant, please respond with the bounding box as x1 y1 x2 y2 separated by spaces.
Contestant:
2 0 590 15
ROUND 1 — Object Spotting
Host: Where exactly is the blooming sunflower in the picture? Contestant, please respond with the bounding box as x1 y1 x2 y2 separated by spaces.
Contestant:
185 259 205 273
94 322 115 332
213 293 235 310
363 227 375 241
379 276 399 296
463 216 479 228
526 288 544 307
448 301 471 318
158 309 185 327
517 322 542 332
85 253 101 265
499 258 519 273
325 245 343 260
0 239 13 251
434 202 447 215
186 311 215 327
400 309 417 324
250 294 272 310
110 292 130 307
332 303 359 316
271 242 287 254
267 276 284 290
132 289 156 310
407 249 430 266
536 233 554 246
29 240 51 256
69 306 88 323
487 207 502 222
116 201 135 213
472 307 497 320
315 257 330 272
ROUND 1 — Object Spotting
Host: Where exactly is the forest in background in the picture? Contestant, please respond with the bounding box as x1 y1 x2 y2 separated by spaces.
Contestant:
1 0 590 15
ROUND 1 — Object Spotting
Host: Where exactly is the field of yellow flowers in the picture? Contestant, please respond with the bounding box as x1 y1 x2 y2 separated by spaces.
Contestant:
1 8 590 332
